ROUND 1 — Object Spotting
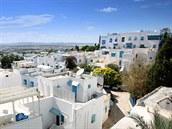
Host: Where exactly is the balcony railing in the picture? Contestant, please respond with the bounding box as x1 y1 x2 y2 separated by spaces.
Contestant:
53 88 75 103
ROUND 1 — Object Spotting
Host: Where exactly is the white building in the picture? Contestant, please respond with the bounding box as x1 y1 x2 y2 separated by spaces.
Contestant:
111 86 172 129
24 54 38 65
100 30 163 50
106 48 157 70
137 86 172 112
0 68 110 129
33 71 110 129
0 69 22 89
37 52 70 69
0 86 42 129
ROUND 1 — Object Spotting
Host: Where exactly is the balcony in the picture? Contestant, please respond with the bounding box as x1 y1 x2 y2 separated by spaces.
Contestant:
53 87 75 103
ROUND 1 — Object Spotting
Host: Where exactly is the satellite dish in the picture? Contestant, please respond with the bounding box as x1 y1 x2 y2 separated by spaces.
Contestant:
76 69 84 76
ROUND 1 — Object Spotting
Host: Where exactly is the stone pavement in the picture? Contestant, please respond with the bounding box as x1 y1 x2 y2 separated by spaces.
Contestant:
102 91 131 129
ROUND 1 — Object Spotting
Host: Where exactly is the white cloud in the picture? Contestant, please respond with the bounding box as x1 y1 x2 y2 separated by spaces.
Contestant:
60 14 68 19
0 14 54 28
100 7 118 13
133 0 144 2
87 26 94 30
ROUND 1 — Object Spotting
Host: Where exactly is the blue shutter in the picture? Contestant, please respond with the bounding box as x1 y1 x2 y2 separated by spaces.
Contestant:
61 115 64 124
67 80 72 86
91 114 96 123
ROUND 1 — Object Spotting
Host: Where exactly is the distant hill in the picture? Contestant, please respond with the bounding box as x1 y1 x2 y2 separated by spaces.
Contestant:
0 42 95 46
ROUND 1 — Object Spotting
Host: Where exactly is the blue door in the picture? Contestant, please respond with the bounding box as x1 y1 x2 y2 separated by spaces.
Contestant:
72 86 77 98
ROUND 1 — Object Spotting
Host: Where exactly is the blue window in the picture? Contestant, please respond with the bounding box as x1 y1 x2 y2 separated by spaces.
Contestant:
30 81 34 87
119 51 124 58
109 38 112 43
133 44 136 48
67 80 72 86
91 114 96 123
61 115 64 124
88 84 91 89
102 40 106 45
126 43 133 49
115 38 118 42
100 46 106 49
23 79 27 85
122 37 125 42
72 86 77 98
140 36 144 41
128 37 132 41
111 53 116 57
134 37 137 41
148 35 162 40
153 44 156 48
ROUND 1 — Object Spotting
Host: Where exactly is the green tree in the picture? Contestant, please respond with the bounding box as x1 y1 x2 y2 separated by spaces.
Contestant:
160 27 171 35
80 44 99 52
93 67 121 87
79 64 94 73
1 55 24 69
106 63 119 72
129 111 172 129
147 35 172 92
65 56 77 70
122 57 151 100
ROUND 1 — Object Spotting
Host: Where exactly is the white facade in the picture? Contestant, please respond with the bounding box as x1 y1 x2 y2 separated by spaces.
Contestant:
102 48 157 70
111 87 172 129
35 72 110 129
100 30 162 50
137 86 172 112
2 115 42 129
0 86 42 129
0 69 22 89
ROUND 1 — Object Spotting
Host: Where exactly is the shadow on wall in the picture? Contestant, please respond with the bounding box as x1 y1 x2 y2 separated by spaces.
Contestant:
102 101 125 129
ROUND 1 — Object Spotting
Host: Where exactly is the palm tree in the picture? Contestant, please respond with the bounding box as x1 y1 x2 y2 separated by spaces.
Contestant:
129 111 172 129
65 56 77 70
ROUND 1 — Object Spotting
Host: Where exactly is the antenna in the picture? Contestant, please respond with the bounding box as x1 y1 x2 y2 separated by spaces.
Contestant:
76 69 84 76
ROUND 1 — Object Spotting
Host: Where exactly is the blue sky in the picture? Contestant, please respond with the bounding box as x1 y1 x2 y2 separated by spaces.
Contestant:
0 0 172 43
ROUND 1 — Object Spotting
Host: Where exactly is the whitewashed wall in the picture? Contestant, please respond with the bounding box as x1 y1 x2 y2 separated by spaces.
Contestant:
0 72 22 89
74 96 104 129
1 115 42 129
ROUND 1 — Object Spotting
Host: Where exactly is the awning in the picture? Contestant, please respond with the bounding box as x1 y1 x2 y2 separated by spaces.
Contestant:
67 80 80 87
49 107 61 116
71 81 80 87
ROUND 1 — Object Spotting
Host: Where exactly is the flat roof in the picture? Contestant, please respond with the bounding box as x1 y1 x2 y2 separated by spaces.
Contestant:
0 71 16 78
110 116 140 129
47 75 68 80
142 87 172 108
0 86 39 104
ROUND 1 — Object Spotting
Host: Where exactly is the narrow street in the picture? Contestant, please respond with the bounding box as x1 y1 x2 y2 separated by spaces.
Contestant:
103 91 131 129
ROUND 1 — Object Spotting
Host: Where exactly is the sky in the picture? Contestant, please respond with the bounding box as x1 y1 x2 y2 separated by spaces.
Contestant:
0 0 172 43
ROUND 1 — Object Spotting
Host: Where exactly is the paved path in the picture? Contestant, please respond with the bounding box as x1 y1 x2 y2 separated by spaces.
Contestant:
111 91 131 116
102 91 131 129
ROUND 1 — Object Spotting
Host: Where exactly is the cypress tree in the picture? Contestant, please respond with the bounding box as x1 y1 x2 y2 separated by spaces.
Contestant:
147 34 172 91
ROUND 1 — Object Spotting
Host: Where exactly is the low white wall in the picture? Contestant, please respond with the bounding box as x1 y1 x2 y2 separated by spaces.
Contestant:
74 95 104 129
0 73 22 89
25 97 55 129
53 97 73 123
1 115 42 129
